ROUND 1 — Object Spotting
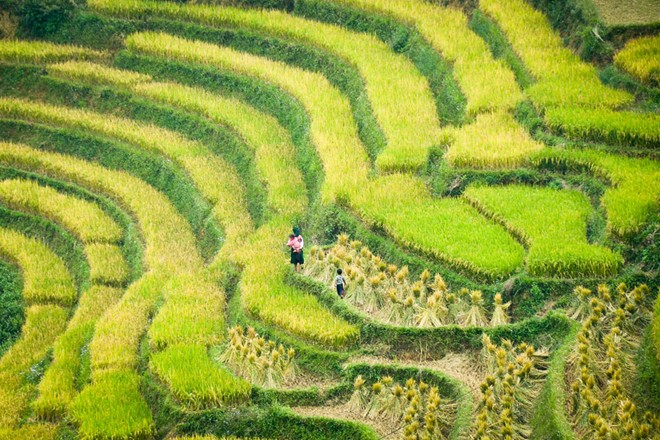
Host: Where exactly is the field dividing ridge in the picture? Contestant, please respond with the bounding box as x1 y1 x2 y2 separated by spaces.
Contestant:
0 141 207 437
0 96 254 260
533 148 660 236
44 59 358 347
463 185 623 277
480 0 633 109
0 226 74 429
126 31 526 279
88 0 445 173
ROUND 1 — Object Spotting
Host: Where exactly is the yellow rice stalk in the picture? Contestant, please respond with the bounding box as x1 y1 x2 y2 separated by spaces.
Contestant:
89 0 444 172
480 0 633 109
236 218 358 347
68 285 124 329
357 376 455 436
0 227 77 306
90 273 165 375
461 290 488 327
85 243 129 285
464 184 623 278
490 293 510 326
48 60 152 87
33 286 124 420
220 325 298 388
614 34 660 85
0 305 68 428
319 0 523 114
0 178 122 243
0 40 104 64
543 106 660 147
446 111 544 169
69 370 153 439
126 30 370 199
0 144 222 435
148 273 225 349
532 149 660 237
150 344 250 409
132 80 306 216
45 60 349 346
308 236 504 327
126 31 526 278
0 142 202 273
0 97 253 260
569 284 655 438
353 174 525 278
0 424 58 440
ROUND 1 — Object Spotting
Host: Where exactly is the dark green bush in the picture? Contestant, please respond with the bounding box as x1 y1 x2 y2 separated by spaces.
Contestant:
1 0 82 38
0 260 22 357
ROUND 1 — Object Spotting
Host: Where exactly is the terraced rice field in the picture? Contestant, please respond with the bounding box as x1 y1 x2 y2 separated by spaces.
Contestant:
0 0 658 438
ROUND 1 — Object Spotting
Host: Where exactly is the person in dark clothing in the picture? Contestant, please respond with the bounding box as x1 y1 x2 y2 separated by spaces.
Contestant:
333 268 347 299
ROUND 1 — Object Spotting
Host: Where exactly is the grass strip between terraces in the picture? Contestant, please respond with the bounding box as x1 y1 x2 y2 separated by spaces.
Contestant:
0 226 77 306
0 96 254 257
480 0 633 109
89 0 444 173
33 285 124 420
0 305 68 429
47 61 304 217
45 60 358 347
0 221 74 429
0 178 131 417
0 40 104 64
126 31 525 279
463 185 623 278
654 295 660 364
533 148 660 237
543 106 660 148
0 178 123 244
0 141 226 436
614 34 660 86
326 0 523 114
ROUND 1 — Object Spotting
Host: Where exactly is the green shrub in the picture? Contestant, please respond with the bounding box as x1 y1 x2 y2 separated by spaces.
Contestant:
4 0 83 38
0 261 22 357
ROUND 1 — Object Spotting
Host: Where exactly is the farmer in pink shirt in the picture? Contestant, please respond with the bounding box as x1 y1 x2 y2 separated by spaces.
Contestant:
287 226 304 272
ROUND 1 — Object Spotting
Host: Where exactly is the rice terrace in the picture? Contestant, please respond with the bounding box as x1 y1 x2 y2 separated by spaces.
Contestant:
0 0 658 438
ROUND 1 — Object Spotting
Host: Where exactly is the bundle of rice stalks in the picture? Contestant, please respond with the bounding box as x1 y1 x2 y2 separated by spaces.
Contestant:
476 335 548 439
490 293 511 326
220 326 298 388
462 290 488 327
305 235 509 328
568 284 658 438
350 375 456 439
